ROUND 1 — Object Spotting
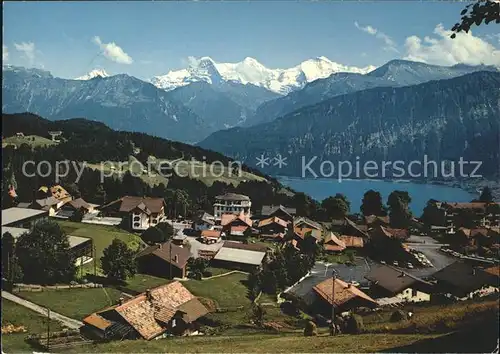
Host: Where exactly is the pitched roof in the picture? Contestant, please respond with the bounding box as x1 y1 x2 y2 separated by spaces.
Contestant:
294 227 322 240
324 232 346 250
432 262 499 295
194 212 215 225
50 185 71 200
221 213 252 227
201 230 221 239
34 196 60 208
176 297 209 322
83 313 113 331
484 266 500 278
376 226 409 240
344 217 369 238
339 235 364 248
113 281 200 340
364 215 390 225
261 205 296 217
365 265 428 295
215 193 250 201
65 198 91 210
117 196 164 213
135 241 191 269
293 217 322 230
313 278 377 308
258 216 288 229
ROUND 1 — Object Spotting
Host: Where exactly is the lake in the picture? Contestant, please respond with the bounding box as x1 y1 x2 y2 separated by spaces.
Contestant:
277 177 477 216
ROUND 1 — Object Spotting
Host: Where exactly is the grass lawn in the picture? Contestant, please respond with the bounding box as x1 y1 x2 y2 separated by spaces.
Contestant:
18 287 123 320
56 220 144 274
184 273 251 308
2 135 57 149
363 297 499 334
322 249 357 264
2 299 63 353
205 266 235 277
71 333 439 353
125 273 172 293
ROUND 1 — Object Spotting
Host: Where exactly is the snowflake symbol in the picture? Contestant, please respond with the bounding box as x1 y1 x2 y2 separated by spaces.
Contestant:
273 154 288 168
256 154 270 168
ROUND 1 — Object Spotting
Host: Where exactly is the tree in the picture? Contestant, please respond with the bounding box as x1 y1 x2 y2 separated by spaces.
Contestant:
249 303 266 328
451 0 499 38
421 200 445 226
187 257 208 279
360 190 386 216
16 221 76 284
479 187 494 203
322 194 350 219
101 238 137 281
247 270 261 302
388 191 412 228
69 207 85 222
141 222 175 245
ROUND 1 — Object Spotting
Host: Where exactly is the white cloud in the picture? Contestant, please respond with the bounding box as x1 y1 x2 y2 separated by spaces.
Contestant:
354 21 399 53
404 24 500 67
3 45 8 62
14 41 36 65
92 36 133 65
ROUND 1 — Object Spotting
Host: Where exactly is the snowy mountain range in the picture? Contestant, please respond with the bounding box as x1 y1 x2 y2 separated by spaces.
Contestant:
150 56 377 94
74 69 110 80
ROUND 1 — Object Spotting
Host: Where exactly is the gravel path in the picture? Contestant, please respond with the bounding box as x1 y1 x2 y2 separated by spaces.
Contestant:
2 291 83 329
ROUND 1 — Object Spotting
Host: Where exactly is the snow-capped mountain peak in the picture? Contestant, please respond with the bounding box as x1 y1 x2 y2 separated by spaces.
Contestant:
75 69 110 80
151 56 377 94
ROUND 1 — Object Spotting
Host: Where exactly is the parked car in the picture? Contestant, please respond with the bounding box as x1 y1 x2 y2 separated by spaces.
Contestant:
393 261 399 267
407 263 414 269
380 260 386 265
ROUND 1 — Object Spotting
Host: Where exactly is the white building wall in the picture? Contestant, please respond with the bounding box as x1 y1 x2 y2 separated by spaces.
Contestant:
396 288 431 303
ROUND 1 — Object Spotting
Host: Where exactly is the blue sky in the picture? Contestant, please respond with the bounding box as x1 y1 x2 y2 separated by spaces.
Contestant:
3 1 500 80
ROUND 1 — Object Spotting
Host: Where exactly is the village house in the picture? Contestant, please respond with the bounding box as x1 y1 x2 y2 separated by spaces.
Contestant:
290 226 322 250
56 198 94 219
430 201 500 234
365 265 432 303
212 241 267 272
98 196 166 231
323 232 346 253
192 212 215 232
82 282 209 340
339 235 364 249
1 207 49 229
29 196 63 216
213 193 251 219
220 212 253 239
364 215 390 229
451 227 500 254
310 278 378 316
136 241 191 279
200 229 222 244
37 185 73 204
343 218 370 239
257 216 289 236
293 216 322 231
432 261 499 300
260 205 296 223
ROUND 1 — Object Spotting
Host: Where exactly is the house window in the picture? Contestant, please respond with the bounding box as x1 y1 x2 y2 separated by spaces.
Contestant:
133 215 140 222
133 222 140 228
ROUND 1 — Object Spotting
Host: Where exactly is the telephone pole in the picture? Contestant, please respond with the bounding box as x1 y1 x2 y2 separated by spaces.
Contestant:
46 307 50 351
330 269 337 336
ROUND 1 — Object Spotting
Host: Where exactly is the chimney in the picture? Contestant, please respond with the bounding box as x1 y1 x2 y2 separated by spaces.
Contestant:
119 297 124 305
174 254 179 263
146 289 152 301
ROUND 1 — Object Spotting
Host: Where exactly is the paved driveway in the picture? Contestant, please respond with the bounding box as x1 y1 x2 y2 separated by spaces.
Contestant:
2 291 83 329
286 258 373 305
404 235 455 278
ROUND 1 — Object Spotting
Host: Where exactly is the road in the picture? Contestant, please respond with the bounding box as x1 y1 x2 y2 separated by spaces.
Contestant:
404 235 455 278
2 291 83 329
286 257 373 306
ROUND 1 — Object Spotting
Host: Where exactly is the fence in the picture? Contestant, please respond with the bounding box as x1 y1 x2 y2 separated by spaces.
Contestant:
12 283 102 293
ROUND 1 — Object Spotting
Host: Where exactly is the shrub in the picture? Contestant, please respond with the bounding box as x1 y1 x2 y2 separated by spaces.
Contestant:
304 320 317 336
390 309 409 322
345 314 364 334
